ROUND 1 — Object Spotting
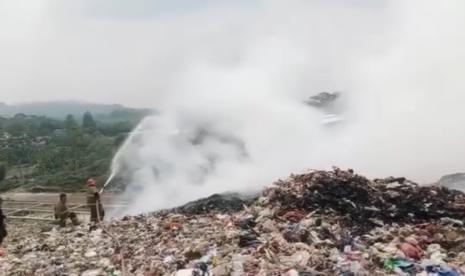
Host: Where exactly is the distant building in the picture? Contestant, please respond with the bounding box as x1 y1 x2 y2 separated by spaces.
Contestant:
53 129 66 136
13 113 27 119
0 132 11 140
31 136 50 146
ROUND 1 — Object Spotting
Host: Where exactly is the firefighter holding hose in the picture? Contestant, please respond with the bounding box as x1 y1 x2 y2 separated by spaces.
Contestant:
86 178 105 225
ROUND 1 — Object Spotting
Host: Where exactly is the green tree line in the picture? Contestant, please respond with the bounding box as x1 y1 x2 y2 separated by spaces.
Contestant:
0 111 137 192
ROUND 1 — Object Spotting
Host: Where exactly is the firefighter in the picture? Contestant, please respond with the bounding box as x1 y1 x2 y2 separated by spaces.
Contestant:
86 178 104 223
0 197 7 246
54 193 79 227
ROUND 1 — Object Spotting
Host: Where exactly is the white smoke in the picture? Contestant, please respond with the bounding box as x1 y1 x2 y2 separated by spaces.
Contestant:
97 0 465 215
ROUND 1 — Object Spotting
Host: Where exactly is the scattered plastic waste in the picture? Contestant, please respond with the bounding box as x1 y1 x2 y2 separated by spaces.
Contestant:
1 168 465 275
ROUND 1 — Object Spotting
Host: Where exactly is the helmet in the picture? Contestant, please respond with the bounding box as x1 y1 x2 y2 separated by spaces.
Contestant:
87 178 96 187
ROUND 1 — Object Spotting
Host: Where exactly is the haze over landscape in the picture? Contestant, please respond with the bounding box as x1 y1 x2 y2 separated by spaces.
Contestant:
1 0 465 214
4 1 465 275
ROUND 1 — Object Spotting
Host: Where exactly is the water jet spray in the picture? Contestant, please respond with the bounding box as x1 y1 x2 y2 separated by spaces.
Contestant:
99 118 150 193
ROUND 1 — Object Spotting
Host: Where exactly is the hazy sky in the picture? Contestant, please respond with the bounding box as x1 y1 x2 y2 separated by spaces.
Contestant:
3 0 465 209
0 0 259 107
0 0 387 107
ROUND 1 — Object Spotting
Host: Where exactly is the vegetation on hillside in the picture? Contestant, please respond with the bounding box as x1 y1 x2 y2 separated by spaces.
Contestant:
0 101 152 122
0 109 146 192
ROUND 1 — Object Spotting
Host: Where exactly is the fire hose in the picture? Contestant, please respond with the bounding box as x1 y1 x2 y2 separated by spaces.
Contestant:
95 192 126 275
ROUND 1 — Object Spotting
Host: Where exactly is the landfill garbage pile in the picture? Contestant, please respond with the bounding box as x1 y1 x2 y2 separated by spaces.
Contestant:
305 92 340 108
174 193 257 215
305 92 345 126
1 168 465 275
265 168 465 234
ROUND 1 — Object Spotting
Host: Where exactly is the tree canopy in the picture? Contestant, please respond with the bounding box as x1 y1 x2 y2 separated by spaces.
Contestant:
0 111 142 191
82 111 97 132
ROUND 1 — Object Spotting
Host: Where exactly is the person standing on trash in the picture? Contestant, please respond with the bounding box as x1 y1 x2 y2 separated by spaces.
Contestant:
0 197 7 246
86 178 104 223
54 193 79 227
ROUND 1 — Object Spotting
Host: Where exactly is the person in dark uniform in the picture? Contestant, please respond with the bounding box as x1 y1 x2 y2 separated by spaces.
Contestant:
86 178 104 223
54 193 79 227
0 197 7 246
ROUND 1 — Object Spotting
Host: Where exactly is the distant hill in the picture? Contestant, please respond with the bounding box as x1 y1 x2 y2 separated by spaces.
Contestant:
0 101 153 122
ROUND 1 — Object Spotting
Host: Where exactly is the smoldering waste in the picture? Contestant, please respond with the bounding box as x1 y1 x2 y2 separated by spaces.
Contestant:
2 168 465 275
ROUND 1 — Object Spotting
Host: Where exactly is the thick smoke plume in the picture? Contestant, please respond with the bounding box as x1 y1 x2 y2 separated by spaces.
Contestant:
100 1 465 215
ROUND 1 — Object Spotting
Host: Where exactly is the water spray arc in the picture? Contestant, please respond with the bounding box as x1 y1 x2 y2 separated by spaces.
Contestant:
100 118 150 193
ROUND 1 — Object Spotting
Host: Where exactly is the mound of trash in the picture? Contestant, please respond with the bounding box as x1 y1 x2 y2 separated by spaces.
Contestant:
305 92 340 108
174 193 257 215
265 168 465 234
1 168 465 275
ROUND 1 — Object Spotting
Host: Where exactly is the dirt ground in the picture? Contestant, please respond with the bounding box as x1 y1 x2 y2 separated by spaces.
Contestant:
1 192 128 222
1 192 126 205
